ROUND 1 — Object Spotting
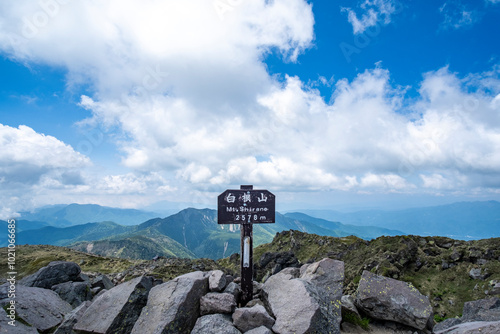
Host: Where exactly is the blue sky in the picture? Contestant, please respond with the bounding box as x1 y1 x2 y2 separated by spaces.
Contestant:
1 0 500 217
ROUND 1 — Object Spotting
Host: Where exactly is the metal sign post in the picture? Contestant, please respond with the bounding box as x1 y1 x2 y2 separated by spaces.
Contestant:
217 185 275 306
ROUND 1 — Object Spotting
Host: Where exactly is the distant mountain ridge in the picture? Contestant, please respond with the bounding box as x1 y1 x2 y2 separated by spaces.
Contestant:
18 203 160 227
6 201 498 260
4 206 402 260
298 200 500 240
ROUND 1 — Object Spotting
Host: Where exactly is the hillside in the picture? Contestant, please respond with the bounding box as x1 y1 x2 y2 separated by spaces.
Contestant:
0 244 138 280
2 207 405 260
130 208 402 259
70 233 196 260
228 230 500 320
4 231 500 324
0 221 135 247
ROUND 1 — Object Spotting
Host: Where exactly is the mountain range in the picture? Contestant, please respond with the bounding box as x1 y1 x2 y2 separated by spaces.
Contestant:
298 200 500 239
2 201 499 260
2 204 402 259
18 203 160 227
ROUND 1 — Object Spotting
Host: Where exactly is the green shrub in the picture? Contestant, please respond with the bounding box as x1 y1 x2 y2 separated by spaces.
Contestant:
343 313 370 330
434 314 446 323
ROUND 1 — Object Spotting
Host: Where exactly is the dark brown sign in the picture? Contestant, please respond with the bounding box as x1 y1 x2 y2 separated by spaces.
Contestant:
217 189 275 224
217 186 276 306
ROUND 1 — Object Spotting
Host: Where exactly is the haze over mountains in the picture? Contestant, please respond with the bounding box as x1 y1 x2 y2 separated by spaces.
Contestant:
298 201 500 239
2 201 499 260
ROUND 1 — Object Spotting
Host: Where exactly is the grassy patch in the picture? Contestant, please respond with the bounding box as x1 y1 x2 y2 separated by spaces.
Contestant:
343 313 370 330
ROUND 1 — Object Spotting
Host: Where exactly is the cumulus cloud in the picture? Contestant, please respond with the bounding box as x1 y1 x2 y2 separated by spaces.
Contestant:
0 124 91 218
0 124 90 185
0 0 313 100
341 0 399 34
0 0 499 215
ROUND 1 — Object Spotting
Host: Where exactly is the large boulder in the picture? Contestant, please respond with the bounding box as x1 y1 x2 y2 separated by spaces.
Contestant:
191 314 241 334
232 304 275 333
0 307 39 334
434 321 500 334
51 281 93 307
200 292 237 315
131 271 208 334
262 259 344 334
19 261 82 289
300 258 344 331
355 270 432 330
462 297 500 322
262 268 316 333
54 300 92 334
0 285 72 332
433 297 500 332
74 275 153 334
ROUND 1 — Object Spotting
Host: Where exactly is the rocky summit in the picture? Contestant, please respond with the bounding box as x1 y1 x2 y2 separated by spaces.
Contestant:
2 231 500 333
2 257 493 334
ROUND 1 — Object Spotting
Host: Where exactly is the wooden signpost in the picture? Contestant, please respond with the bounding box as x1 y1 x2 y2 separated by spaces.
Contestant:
218 185 275 305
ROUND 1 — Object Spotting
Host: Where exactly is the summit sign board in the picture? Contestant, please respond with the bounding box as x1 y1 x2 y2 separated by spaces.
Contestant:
217 189 275 224
217 185 275 305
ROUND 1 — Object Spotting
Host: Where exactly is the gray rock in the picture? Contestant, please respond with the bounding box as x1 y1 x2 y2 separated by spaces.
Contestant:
51 281 93 307
92 288 107 302
433 318 462 332
74 275 153 334
355 270 432 330
19 261 82 289
300 258 344 332
191 314 241 334
246 299 264 308
341 295 360 317
200 292 237 315
79 273 90 282
224 281 242 302
434 321 500 334
232 304 275 333
91 286 102 295
462 297 500 322
470 268 489 280
0 307 39 334
54 300 92 334
253 281 263 295
1 285 72 332
131 271 208 334
91 275 114 290
262 262 340 334
209 270 227 292
245 326 273 334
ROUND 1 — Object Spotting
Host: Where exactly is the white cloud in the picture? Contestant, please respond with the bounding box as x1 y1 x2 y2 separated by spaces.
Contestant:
0 0 314 99
0 124 90 185
98 172 175 195
341 0 398 34
0 124 91 218
439 2 480 30
0 1 500 215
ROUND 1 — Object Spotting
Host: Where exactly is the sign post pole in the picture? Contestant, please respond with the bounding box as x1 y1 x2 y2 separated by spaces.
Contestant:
217 185 275 306
239 185 253 306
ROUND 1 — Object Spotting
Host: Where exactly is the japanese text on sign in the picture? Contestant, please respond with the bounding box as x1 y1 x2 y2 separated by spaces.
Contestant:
217 189 275 224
